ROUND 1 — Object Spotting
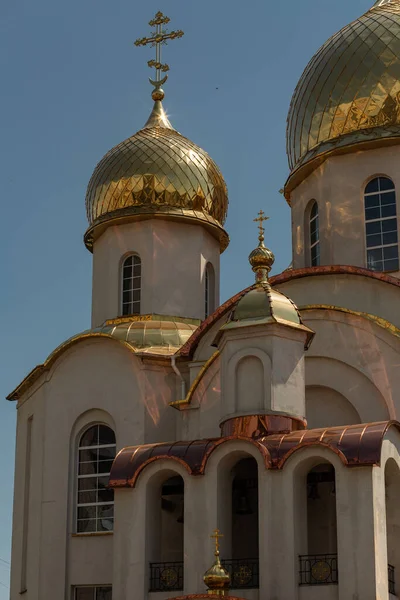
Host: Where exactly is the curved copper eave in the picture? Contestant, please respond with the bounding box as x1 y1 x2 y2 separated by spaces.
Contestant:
109 436 271 488
109 421 400 488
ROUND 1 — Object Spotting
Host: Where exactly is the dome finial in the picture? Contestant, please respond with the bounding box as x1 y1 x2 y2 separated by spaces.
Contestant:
249 211 275 285
134 11 184 101
203 529 230 596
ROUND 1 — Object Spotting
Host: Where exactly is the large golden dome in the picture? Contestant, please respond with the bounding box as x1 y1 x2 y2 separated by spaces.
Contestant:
84 99 229 251
286 0 400 190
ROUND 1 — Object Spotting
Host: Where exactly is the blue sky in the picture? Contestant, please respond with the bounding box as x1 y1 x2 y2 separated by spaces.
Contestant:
0 0 373 594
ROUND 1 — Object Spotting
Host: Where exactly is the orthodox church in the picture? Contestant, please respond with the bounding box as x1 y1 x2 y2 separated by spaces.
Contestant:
8 1 400 599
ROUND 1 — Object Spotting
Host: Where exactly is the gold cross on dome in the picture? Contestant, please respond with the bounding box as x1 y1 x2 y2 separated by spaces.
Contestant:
210 528 224 554
134 11 184 90
254 210 269 241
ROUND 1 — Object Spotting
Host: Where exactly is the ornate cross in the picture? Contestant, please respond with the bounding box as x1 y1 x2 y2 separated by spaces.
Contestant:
210 528 224 554
254 210 269 241
134 11 184 90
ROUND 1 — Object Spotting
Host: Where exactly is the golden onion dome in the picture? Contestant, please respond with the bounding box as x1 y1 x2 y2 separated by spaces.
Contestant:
286 0 400 192
84 98 229 252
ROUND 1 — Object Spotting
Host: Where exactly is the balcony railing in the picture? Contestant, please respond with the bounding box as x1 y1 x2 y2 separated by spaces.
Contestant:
299 554 338 585
389 564 396 595
149 562 183 592
221 558 259 589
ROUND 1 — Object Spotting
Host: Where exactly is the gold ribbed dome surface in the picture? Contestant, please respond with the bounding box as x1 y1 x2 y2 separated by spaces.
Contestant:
287 0 400 174
85 100 228 250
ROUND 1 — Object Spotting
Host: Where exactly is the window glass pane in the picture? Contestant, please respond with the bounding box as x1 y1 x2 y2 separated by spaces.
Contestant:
78 506 96 520
366 233 382 247
123 291 132 304
132 290 140 302
98 446 115 460
79 460 98 476
132 302 140 314
311 230 319 245
310 202 318 219
384 258 399 271
76 588 95 600
78 477 97 491
381 204 396 218
382 218 397 232
124 256 133 268
97 488 114 503
365 194 380 209
133 263 141 276
78 490 97 504
77 519 97 533
132 276 141 289
365 207 380 221
379 177 394 191
80 448 98 462
96 588 112 600
80 426 98 447
367 248 383 269
98 460 114 473
123 278 132 291
98 426 115 445
98 505 114 531
383 231 398 245
383 246 398 260
365 178 379 194
381 191 396 205
366 221 381 235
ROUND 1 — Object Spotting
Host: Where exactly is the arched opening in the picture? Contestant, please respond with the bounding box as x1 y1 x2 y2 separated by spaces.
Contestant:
364 176 399 272
385 459 400 595
147 472 184 593
309 201 320 267
205 262 216 319
121 254 141 315
295 459 338 586
217 452 259 590
76 424 116 533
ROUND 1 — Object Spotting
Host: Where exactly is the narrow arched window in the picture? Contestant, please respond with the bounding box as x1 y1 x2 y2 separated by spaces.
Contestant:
122 254 141 315
77 424 116 533
309 202 320 266
365 177 399 272
205 263 215 319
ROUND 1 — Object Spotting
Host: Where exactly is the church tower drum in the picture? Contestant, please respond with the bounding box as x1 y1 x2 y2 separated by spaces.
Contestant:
285 0 400 275
84 13 229 327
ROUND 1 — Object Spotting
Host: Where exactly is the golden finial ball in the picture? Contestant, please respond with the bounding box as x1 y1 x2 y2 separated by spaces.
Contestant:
152 88 165 101
249 245 275 272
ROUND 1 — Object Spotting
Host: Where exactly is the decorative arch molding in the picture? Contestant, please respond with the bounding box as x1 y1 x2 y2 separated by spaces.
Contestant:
305 355 390 422
7 333 140 401
225 347 271 415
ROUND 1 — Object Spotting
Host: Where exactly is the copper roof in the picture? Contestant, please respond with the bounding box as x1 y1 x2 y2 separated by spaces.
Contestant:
109 421 400 488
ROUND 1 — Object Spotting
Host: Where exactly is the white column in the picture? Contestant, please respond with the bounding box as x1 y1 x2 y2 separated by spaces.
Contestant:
183 474 215 594
264 469 299 600
112 487 148 600
336 465 388 600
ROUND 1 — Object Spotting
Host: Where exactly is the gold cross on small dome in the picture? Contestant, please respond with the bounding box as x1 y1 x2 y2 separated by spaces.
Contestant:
253 210 269 242
134 11 184 99
210 528 224 554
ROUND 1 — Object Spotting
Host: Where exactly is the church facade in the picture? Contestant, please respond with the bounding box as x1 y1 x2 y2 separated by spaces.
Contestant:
7 2 400 599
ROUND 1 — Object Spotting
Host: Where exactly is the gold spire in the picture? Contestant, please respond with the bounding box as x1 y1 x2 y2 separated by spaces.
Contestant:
203 529 230 596
134 11 184 101
248 211 275 285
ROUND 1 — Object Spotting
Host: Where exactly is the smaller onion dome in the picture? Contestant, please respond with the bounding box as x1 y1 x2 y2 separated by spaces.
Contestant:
203 530 230 596
214 214 314 348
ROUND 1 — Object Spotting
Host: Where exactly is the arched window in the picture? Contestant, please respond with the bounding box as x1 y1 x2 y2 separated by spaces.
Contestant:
122 254 141 315
77 424 116 533
205 263 215 319
365 177 399 272
309 202 320 266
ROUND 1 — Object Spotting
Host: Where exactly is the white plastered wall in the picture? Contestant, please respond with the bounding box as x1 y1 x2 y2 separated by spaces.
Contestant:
91 219 221 326
9 338 177 600
289 144 400 274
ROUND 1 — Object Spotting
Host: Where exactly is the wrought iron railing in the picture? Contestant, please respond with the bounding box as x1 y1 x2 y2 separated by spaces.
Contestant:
149 561 184 592
299 554 338 585
389 564 396 595
221 558 259 589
